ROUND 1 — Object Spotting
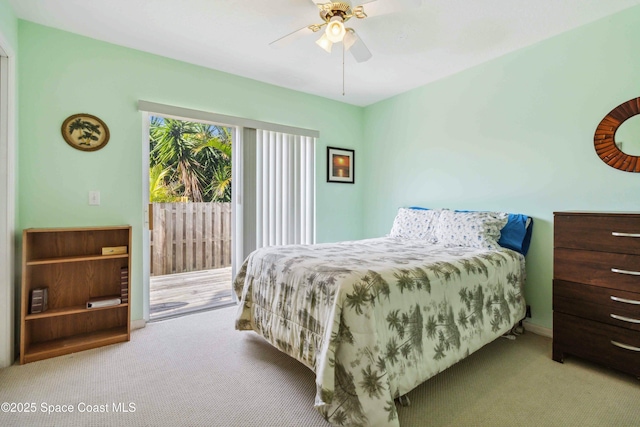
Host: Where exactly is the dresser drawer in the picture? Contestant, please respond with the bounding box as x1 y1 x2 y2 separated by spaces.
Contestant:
553 280 640 332
553 312 640 377
554 248 640 293
554 213 640 255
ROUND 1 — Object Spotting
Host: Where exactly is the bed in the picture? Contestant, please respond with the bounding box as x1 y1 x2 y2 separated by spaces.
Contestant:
234 208 532 427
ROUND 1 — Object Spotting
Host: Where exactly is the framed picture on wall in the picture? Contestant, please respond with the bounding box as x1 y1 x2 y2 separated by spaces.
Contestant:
327 147 354 184
61 113 110 152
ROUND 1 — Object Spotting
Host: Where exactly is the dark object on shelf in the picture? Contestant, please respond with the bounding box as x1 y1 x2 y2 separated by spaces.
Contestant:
29 287 48 314
120 267 129 303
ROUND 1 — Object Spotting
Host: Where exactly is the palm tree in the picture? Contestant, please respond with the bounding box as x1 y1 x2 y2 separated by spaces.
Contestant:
68 118 102 146
331 315 354 346
460 257 489 278
193 124 232 202
209 166 232 202
149 164 182 202
458 285 485 328
328 362 368 427
393 267 431 294
150 118 204 201
149 116 233 202
359 365 385 399
346 272 391 316
427 301 461 359
426 261 461 282
385 304 424 364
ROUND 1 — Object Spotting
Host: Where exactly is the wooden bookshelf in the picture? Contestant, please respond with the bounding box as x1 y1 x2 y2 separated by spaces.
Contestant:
20 226 131 364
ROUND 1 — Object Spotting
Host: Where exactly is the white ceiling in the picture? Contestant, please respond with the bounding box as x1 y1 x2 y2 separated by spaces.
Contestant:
8 0 640 106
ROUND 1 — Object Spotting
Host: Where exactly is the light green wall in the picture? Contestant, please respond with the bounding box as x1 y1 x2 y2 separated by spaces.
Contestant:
0 0 18 367
15 6 640 331
17 21 364 321
0 0 18 229
0 0 17 50
362 6 640 329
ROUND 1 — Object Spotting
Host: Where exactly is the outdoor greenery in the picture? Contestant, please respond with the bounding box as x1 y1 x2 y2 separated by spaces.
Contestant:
149 116 232 202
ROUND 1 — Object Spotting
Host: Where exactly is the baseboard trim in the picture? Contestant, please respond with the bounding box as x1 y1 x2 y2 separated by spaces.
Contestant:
131 319 146 330
523 320 552 338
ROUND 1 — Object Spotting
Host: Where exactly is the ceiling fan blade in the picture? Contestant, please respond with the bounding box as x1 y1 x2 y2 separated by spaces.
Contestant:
358 0 422 17
269 26 315 48
345 30 372 63
308 0 328 6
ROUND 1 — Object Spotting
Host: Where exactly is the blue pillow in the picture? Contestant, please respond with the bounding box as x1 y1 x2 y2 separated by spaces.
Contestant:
499 214 533 255
408 207 533 255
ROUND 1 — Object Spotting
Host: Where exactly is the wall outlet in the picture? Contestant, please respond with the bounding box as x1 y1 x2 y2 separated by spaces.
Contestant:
89 190 100 206
525 305 532 318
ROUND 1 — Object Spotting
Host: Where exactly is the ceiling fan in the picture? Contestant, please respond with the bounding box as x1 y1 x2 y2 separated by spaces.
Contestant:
270 0 421 63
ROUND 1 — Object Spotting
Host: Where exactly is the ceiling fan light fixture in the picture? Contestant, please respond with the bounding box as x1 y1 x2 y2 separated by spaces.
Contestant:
343 29 357 50
325 16 346 43
316 33 333 53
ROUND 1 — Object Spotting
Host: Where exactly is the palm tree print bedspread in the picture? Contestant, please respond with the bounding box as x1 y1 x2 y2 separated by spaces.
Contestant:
234 238 526 427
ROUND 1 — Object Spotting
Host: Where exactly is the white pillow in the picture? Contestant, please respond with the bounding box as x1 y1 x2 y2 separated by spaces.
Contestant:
389 208 442 242
434 210 508 249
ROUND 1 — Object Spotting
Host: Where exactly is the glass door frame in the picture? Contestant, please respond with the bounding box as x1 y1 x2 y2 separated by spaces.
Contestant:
140 111 240 321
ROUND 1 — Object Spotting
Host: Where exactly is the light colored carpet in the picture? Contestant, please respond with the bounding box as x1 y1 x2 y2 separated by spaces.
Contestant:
1 306 639 427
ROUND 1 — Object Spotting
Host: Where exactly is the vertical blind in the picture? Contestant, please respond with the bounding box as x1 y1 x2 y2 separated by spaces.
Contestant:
255 130 315 248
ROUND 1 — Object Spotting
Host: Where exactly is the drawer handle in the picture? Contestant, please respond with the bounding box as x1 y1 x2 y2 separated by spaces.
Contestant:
611 295 640 305
610 313 640 324
611 340 640 352
612 232 640 238
611 268 640 276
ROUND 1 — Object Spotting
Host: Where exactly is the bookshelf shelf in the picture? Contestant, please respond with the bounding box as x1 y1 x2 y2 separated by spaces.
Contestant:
23 326 129 364
25 302 129 320
26 253 128 266
20 226 131 364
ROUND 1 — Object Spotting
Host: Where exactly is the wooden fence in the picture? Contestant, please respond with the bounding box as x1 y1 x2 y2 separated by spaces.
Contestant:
150 202 232 276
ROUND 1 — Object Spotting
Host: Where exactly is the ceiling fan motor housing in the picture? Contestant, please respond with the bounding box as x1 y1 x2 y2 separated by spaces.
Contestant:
319 2 353 23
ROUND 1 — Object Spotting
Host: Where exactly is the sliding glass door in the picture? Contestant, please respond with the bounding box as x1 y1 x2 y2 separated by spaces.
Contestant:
142 112 236 320
138 101 318 321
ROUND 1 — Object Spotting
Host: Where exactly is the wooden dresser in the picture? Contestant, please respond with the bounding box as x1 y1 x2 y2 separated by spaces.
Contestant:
553 212 640 377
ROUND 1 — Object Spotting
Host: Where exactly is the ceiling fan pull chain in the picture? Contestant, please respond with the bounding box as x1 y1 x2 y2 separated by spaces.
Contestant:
342 42 345 96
